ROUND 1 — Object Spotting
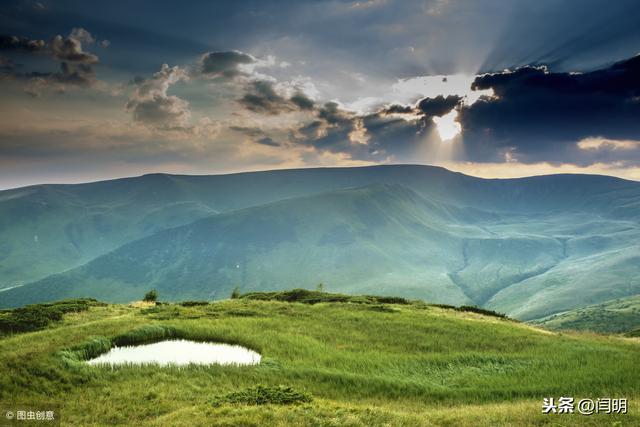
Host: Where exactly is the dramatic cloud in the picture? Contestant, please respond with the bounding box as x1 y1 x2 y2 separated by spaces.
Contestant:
238 80 317 115
200 50 256 80
383 104 415 114
290 92 315 110
50 35 98 64
239 80 294 115
126 64 191 130
3 1 640 188
459 55 640 164
0 35 46 52
284 100 434 162
0 29 103 96
417 95 462 117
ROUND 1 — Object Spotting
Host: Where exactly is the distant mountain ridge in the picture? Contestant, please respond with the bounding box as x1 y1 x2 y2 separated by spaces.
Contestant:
1 165 639 320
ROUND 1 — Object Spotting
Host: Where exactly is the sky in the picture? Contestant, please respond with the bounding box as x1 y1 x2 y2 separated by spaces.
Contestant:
1 0 640 189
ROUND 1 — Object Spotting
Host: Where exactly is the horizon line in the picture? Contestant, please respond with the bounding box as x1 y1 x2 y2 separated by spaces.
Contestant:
2 163 639 192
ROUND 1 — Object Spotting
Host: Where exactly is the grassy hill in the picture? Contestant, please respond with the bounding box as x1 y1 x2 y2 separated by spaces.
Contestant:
531 295 640 334
1 165 640 323
0 291 637 426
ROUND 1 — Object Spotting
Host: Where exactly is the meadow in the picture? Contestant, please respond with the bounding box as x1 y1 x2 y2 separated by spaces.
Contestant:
0 291 638 426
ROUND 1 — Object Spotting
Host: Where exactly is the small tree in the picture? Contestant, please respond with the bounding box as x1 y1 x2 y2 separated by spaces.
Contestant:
316 283 324 292
143 289 158 302
231 286 241 299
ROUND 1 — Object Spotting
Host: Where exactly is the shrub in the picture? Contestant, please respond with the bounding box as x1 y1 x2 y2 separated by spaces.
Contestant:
625 328 640 337
456 305 508 319
240 289 410 305
430 303 457 310
179 301 209 307
230 287 241 299
0 298 103 335
143 289 158 302
211 385 312 407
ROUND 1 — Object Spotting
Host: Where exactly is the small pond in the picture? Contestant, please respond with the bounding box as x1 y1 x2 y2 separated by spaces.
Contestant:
87 339 261 367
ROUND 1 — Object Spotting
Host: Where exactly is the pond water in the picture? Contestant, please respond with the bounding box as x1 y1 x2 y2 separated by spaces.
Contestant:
87 339 261 367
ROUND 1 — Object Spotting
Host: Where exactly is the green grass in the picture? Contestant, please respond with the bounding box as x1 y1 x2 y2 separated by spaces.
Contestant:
0 293 638 426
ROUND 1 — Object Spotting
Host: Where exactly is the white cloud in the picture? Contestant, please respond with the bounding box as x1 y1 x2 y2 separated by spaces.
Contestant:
126 64 191 130
577 137 640 151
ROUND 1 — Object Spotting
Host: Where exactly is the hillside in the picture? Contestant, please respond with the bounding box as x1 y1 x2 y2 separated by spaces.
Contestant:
0 292 638 426
1 165 640 322
531 295 640 334
0 165 480 290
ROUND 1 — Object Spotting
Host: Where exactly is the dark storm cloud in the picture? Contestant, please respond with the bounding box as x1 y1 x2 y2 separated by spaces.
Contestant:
290 92 315 110
383 104 415 114
417 95 462 117
238 80 317 115
200 50 255 79
288 101 432 162
317 101 352 125
460 54 640 164
239 80 293 115
382 95 461 117
361 112 432 160
0 35 46 52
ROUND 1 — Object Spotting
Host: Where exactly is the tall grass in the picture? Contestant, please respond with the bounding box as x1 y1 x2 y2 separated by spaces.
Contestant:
0 294 637 426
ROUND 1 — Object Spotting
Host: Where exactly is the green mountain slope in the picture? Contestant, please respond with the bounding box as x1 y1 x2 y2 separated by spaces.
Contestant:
0 293 638 426
2 165 639 290
0 184 477 305
3 179 640 322
1 165 639 319
530 294 640 333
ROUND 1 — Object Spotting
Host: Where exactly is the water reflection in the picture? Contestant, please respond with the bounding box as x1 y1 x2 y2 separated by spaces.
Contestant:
87 339 261 367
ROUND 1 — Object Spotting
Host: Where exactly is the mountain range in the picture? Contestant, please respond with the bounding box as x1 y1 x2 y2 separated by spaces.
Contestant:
1 164 639 321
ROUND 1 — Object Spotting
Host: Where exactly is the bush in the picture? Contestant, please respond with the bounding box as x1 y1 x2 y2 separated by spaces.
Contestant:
625 328 640 337
0 298 103 335
179 301 209 307
429 303 457 310
240 289 411 305
211 385 312 407
230 287 241 299
456 305 508 319
143 289 158 302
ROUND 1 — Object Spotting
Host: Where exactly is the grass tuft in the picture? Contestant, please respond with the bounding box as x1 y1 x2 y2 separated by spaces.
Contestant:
211 385 312 407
